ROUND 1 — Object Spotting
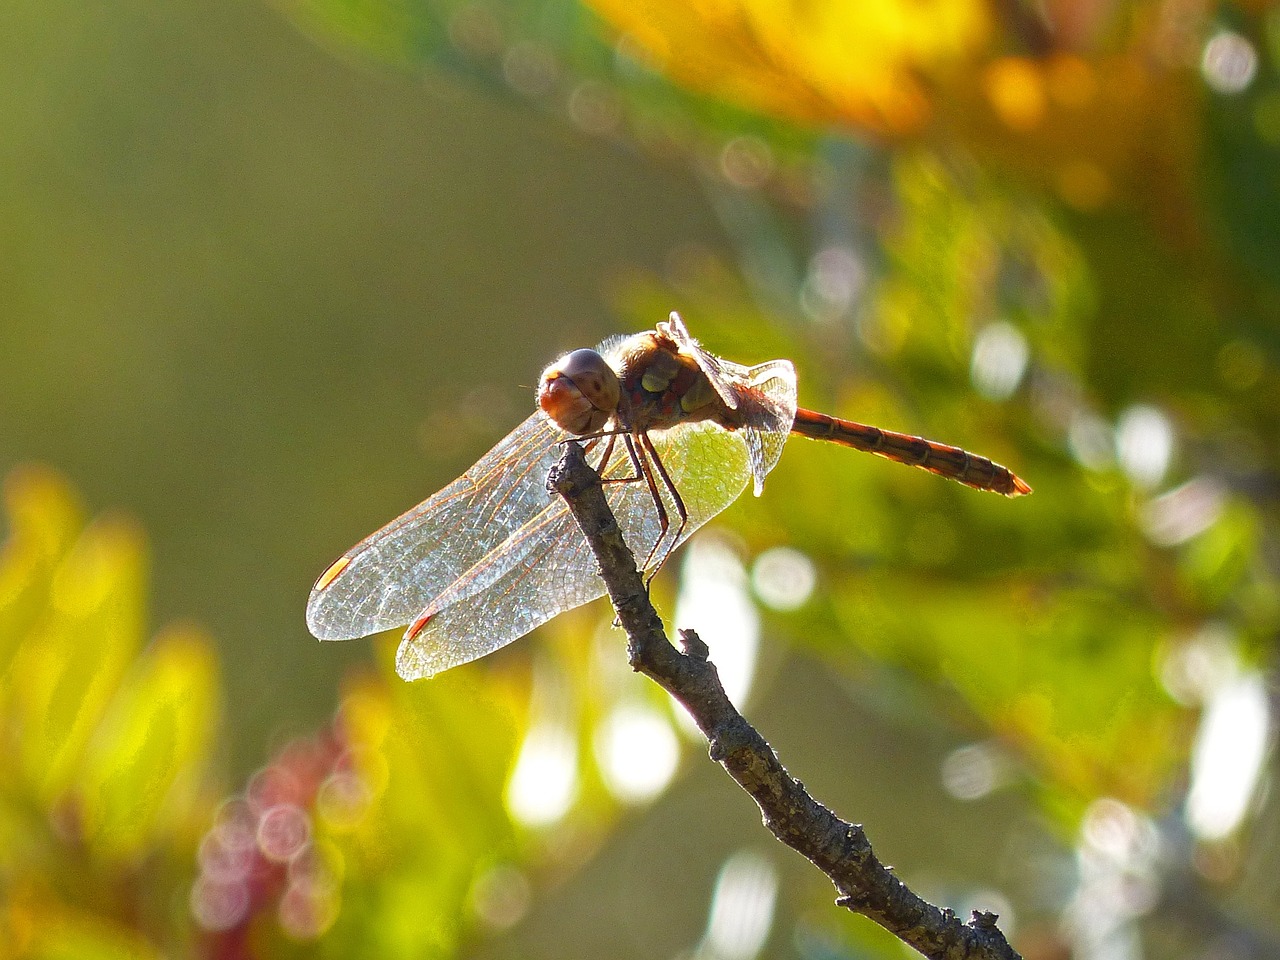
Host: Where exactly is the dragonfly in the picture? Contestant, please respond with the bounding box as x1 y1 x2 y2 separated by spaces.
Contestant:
307 313 1030 680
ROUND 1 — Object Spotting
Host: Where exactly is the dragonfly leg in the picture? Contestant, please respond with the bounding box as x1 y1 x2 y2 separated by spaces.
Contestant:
567 428 643 483
599 431 647 485
640 430 688 579
628 433 671 580
589 432 618 478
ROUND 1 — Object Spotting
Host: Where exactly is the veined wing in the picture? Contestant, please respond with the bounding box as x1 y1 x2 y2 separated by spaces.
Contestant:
659 314 797 496
394 415 769 679
306 411 568 641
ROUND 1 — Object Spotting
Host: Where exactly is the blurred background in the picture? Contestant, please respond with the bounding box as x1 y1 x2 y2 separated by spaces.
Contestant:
2 0 1279 957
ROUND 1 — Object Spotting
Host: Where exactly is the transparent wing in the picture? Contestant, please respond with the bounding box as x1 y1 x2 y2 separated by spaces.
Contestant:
661 314 797 495
306 411 568 641
393 416 764 679
661 312 740 410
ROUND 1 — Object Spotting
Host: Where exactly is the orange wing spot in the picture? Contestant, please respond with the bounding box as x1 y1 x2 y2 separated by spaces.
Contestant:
314 555 352 592
405 611 433 642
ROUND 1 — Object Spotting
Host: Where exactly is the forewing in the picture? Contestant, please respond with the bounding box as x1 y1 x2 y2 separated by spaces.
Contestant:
658 314 798 493
661 312 740 410
306 412 566 641
394 417 758 679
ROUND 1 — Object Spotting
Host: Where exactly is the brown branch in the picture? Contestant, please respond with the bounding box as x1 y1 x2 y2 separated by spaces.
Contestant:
547 441 1023 960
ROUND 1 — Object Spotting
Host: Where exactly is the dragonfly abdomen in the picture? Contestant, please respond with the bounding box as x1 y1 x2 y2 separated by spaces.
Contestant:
790 408 1031 497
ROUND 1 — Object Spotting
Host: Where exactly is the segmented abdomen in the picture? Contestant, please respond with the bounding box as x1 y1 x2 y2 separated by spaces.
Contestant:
790 408 1031 497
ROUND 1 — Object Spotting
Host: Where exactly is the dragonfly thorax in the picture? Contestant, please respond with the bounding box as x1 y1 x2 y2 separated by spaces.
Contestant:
611 331 730 433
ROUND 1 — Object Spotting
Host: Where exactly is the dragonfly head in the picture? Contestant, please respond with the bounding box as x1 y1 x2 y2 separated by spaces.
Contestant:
538 348 621 435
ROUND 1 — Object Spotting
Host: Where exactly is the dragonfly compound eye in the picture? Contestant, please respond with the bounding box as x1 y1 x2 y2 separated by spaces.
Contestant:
537 348 621 435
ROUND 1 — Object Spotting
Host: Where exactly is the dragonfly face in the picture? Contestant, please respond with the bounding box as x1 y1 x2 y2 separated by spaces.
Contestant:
537 348 620 435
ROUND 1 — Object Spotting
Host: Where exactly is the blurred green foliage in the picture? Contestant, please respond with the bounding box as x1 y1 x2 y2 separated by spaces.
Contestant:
7 0 1280 957
0 466 218 958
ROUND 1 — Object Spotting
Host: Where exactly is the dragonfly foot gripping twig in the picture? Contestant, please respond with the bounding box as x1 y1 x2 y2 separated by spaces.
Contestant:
547 440 1024 960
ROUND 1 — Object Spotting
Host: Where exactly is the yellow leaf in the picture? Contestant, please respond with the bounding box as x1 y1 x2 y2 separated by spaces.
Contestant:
585 0 990 134
11 516 148 804
76 625 221 863
0 466 85 675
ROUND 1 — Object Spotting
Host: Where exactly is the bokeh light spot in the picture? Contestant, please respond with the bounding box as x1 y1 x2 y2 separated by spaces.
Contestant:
1115 405 1173 488
1186 671 1269 841
278 881 339 940
1067 412 1115 471
970 321 1029 401
257 803 311 863
1158 623 1238 706
719 136 774 189
507 721 578 828
568 81 622 135
447 6 502 58
246 764 304 813
1202 31 1257 94
470 864 532 931
675 537 759 715
190 877 249 932
800 245 866 322
703 850 778 960
750 546 815 612
198 829 254 884
503 42 558 98
984 58 1046 130
594 702 679 803
1081 798 1158 871
1140 477 1224 546
941 742 1011 801
288 839 344 897
1065 798 1161 957
317 769 373 830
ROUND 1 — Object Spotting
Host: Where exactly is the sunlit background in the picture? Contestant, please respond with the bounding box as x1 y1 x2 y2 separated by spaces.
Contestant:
3 0 1280 958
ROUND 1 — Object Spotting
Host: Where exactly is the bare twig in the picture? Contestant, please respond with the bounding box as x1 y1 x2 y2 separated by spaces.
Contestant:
547 441 1023 960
